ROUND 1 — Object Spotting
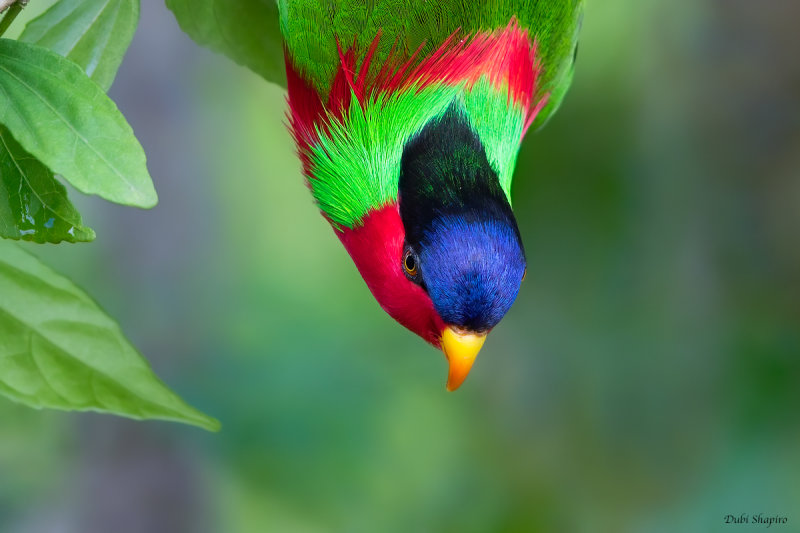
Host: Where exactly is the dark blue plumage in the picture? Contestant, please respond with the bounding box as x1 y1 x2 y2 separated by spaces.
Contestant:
420 214 526 331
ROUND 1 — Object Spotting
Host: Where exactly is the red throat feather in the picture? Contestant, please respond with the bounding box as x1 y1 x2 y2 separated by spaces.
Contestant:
337 203 446 346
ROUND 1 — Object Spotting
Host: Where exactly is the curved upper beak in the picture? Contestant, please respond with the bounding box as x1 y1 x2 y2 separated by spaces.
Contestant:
441 327 487 391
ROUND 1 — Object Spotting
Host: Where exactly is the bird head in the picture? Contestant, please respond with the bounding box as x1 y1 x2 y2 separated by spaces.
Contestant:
338 105 526 390
402 214 526 390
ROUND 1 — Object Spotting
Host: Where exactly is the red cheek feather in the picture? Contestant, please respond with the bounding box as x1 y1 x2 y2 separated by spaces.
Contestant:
336 203 445 347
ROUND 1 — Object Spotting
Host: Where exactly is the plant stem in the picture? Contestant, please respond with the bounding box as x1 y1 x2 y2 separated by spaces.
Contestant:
0 1 23 38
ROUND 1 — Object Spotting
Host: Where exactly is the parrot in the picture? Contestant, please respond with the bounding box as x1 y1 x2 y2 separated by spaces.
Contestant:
279 1 584 391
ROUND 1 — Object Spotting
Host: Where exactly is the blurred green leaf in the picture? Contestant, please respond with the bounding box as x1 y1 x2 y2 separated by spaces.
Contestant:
0 125 95 243
0 239 220 431
0 39 157 207
166 0 286 87
19 0 139 92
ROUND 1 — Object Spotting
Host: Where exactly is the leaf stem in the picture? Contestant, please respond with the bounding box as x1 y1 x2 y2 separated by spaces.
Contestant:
0 0 24 38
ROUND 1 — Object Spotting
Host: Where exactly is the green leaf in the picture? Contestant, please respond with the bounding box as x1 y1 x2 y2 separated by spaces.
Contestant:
0 125 95 243
19 0 139 92
0 239 220 431
0 39 157 208
166 0 286 88
1 0 140 244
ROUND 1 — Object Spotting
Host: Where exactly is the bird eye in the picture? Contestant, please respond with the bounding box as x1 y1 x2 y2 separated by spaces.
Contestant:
403 250 418 277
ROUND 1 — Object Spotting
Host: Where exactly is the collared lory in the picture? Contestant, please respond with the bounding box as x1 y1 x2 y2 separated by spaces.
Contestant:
280 1 584 390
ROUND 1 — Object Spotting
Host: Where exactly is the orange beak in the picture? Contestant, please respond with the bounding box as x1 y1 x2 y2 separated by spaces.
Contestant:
441 327 487 391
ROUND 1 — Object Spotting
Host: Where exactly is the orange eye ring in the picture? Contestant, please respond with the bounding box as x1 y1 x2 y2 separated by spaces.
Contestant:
403 250 418 277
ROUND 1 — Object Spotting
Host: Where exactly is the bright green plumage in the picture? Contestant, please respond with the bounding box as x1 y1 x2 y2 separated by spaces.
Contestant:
280 0 584 229
280 0 583 129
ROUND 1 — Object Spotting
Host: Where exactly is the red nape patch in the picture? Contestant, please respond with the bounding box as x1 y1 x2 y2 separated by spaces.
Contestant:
328 19 546 132
379 19 542 108
337 203 445 347
285 18 548 169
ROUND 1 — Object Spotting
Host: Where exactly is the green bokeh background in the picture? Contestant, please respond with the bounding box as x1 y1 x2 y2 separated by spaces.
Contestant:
2 1 799 532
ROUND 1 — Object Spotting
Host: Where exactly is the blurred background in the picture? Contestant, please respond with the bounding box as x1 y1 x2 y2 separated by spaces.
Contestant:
2 0 799 531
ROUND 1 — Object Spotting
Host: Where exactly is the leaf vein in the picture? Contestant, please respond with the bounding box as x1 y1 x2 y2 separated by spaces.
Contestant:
0 59 140 198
